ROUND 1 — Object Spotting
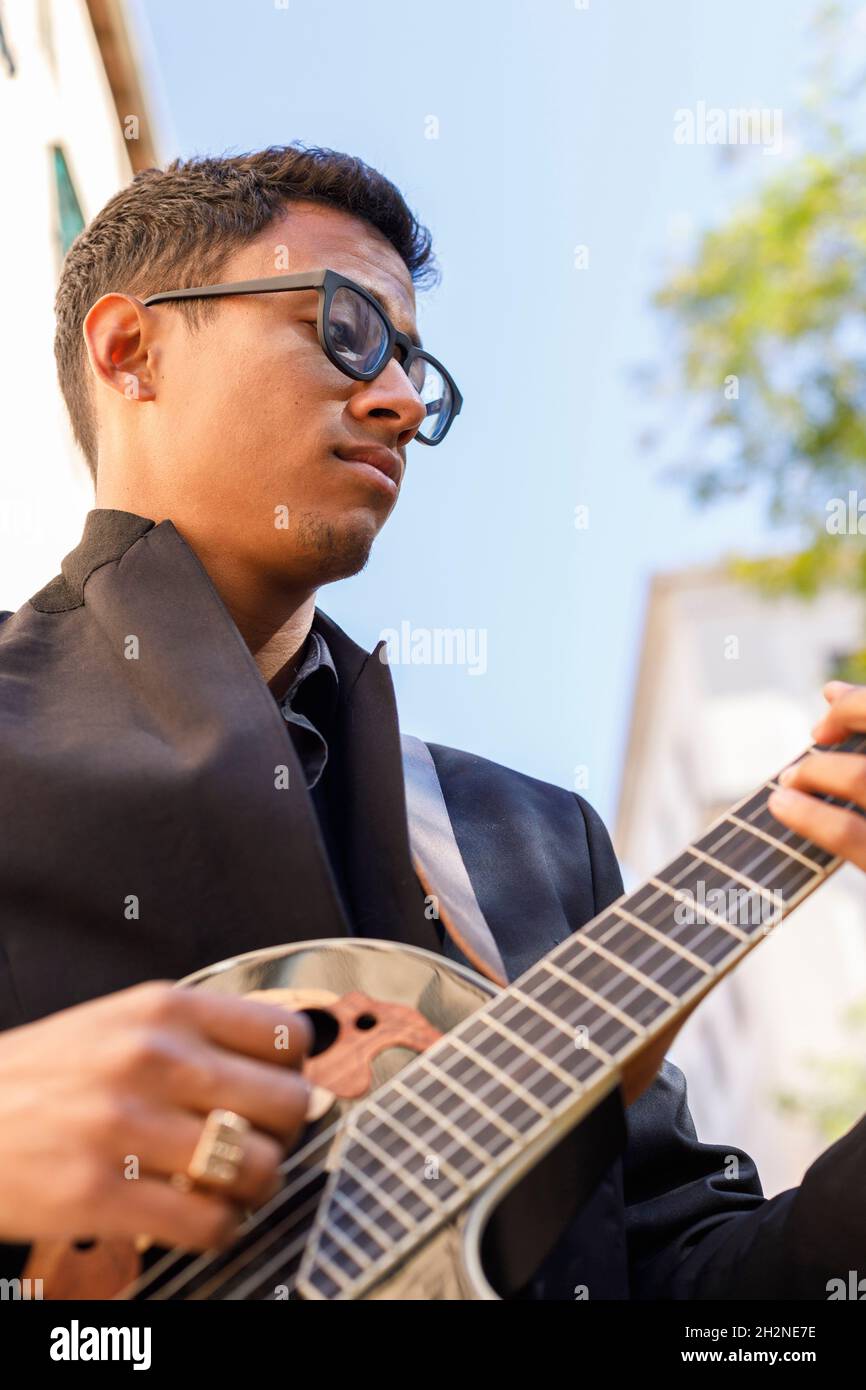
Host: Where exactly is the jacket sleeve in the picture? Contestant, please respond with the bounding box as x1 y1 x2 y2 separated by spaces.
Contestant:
578 792 857 1300
624 1058 866 1299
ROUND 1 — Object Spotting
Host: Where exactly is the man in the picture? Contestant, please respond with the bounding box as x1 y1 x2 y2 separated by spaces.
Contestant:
0 144 863 1299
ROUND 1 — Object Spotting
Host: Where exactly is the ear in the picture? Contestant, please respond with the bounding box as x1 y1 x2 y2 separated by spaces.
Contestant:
82 293 158 406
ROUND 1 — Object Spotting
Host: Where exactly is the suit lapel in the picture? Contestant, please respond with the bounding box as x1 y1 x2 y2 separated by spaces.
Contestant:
61 513 353 966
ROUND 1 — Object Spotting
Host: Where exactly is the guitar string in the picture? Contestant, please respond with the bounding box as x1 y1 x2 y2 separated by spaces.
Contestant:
131 750 862 1299
142 772 856 1301
151 790 853 1300
124 1121 339 1298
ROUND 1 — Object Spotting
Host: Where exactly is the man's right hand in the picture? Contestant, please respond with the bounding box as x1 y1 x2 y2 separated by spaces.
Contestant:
0 981 313 1251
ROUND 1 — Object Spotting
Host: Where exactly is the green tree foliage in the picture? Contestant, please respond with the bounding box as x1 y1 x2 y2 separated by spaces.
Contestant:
650 3 866 650
653 5 866 1127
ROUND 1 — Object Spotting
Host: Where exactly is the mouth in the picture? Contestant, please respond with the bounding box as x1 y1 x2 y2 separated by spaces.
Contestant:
333 445 401 497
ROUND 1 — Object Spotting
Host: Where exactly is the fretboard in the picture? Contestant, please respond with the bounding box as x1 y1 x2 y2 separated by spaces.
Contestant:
297 735 865 1299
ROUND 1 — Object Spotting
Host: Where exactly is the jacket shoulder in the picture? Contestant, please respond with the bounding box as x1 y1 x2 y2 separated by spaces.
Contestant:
424 740 623 917
425 739 611 840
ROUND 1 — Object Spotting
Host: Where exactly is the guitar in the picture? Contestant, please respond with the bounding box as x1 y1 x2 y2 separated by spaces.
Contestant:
27 733 864 1300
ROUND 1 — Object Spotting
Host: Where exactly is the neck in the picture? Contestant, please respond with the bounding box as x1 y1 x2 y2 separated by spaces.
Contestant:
175 539 318 694
151 513 318 695
241 596 318 696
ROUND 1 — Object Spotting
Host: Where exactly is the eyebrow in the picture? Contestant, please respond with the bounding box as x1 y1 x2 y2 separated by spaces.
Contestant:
364 283 423 350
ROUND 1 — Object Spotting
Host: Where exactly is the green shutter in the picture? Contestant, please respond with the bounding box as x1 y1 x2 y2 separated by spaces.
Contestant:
53 146 84 255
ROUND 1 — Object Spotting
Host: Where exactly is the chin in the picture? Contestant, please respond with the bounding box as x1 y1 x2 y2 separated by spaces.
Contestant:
294 509 379 582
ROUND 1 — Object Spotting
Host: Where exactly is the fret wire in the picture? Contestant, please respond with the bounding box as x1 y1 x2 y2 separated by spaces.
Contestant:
550 928 687 1022
613 880 748 973
738 787 835 867
478 998 613 1096
482 1005 613 1076
607 902 713 972
307 1238 356 1293
539 931 655 1019
563 939 679 1026
410 1041 540 1143
447 1030 551 1118
631 868 749 940
339 1152 416 1236
364 1096 473 1192
510 978 642 1052
570 931 678 1005
381 1055 525 1159
691 821 820 899
726 807 832 871
593 918 721 1004
647 875 750 940
613 895 743 978
638 874 750 948
519 972 641 1057
543 950 663 1030
349 1128 443 1215
352 1105 462 1200
688 842 816 909
461 1007 605 1105
302 742 866 1300
329 1181 394 1253
418 1055 522 1142
437 1045 546 1133
727 810 832 872
322 1191 381 1271
390 1076 490 1167
555 925 669 1010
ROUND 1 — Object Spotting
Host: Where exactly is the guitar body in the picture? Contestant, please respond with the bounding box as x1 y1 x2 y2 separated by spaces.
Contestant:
27 733 859 1300
30 939 627 1300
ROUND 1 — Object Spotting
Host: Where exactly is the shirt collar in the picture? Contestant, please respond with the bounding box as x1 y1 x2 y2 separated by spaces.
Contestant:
280 628 338 709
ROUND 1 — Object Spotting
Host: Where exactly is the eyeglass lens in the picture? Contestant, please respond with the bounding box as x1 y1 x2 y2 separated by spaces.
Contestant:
327 286 453 442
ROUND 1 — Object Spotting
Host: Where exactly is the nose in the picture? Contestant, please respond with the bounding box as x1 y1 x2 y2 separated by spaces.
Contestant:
345 356 427 448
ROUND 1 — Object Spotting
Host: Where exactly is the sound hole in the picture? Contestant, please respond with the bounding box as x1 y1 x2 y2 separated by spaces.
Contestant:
301 1008 340 1056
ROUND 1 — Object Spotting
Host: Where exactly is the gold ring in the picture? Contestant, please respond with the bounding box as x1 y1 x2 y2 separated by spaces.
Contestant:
185 1107 250 1188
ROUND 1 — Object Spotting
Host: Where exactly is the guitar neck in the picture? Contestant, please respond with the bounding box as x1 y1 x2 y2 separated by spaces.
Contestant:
297 734 863 1300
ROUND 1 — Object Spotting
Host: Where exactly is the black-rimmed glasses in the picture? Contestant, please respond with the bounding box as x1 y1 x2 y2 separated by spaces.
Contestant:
141 267 462 446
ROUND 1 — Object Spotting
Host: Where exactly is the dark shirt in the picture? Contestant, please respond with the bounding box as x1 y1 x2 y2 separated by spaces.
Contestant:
275 629 339 789
274 629 355 920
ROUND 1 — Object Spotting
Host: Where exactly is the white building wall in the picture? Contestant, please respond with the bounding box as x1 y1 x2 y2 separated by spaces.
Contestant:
616 572 866 1196
0 0 139 610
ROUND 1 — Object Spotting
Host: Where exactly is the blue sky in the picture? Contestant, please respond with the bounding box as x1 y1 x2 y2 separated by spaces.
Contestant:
127 0 835 828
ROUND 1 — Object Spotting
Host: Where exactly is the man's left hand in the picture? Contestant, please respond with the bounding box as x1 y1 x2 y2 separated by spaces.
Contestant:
768 679 866 870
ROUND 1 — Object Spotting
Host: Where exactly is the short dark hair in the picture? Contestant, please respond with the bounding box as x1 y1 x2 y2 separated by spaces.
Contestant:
54 144 438 482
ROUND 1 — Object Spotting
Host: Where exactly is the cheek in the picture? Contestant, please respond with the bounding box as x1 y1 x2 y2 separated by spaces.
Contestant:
246 339 345 424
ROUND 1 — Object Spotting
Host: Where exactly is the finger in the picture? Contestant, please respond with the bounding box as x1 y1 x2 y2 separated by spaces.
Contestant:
778 751 866 808
822 680 855 701
117 1105 284 1205
767 788 866 871
811 685 866 743
102 1176 241 1252
169 989 313 1069
168 1047 311 1144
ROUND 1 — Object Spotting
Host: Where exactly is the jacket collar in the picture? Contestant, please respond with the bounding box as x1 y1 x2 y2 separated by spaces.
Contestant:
33 509 440 958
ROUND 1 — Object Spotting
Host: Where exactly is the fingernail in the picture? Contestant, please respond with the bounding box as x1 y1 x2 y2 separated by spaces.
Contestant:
768 789 798 811
777 766 796 785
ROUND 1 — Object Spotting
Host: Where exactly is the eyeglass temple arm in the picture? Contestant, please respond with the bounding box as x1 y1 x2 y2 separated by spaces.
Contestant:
142 271 328 306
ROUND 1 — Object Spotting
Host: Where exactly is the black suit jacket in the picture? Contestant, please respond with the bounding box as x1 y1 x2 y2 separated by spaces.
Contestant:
0 509 857 1298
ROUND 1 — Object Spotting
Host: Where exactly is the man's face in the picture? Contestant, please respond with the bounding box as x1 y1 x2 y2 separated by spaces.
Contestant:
136 201 427 590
